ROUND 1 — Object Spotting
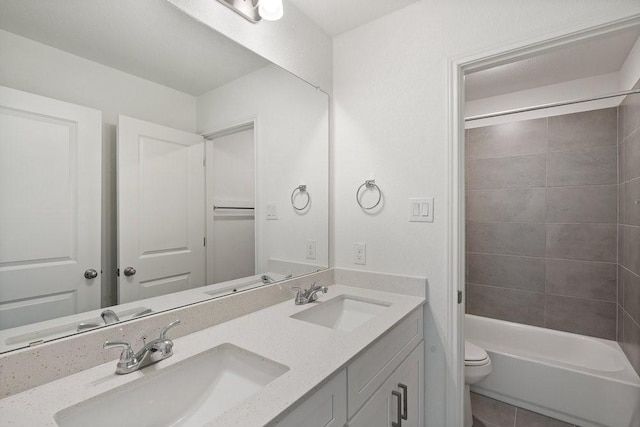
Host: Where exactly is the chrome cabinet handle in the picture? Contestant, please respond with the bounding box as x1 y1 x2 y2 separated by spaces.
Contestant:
398 383 408 420
123 266 136 277
84 269 98 279
392 390 402 427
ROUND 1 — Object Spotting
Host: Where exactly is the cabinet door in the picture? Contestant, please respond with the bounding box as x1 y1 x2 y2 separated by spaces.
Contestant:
394 343 424 427
348 308 423 418
349 343 424 427
347 377 396 427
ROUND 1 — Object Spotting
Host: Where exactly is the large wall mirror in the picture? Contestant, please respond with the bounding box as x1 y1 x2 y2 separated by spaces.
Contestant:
0 0 329 353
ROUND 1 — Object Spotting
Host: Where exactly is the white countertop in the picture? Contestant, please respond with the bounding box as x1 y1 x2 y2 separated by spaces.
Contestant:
0 285 425 426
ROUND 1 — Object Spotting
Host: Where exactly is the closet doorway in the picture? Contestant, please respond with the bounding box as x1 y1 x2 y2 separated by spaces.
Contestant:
205 123 257 284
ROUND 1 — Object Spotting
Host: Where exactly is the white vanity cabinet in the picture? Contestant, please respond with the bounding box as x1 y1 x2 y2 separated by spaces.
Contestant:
348 344 424 427
276 370 348 427
276 307 424 427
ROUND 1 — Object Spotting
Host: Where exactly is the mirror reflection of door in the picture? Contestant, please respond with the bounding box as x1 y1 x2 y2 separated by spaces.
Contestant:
0 86 102 329
117 115 206 304
207 125 256 284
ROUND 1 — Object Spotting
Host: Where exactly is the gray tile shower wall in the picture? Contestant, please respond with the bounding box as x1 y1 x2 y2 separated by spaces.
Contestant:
465 108 619 340
618 80 640 377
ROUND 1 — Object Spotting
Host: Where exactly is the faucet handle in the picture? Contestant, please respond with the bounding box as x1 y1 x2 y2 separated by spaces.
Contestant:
291 286 306 304
101 309 120 324
159 319 181 340
103 341 134 362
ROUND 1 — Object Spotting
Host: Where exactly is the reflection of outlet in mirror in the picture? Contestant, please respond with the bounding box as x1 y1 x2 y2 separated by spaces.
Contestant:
306 240 316 259
408 197 434 222
354 242 366 265
266 203 279 220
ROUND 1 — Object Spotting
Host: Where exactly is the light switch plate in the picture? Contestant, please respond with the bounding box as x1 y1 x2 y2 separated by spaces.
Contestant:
266 203 279 220
408 198 434 222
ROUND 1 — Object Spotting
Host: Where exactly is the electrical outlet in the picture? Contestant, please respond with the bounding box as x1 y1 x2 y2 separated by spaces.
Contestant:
306 239 316 260
354 242 366 265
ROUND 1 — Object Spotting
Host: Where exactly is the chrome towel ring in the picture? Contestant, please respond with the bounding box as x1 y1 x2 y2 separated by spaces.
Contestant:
356 179 382 210
291 185 311 210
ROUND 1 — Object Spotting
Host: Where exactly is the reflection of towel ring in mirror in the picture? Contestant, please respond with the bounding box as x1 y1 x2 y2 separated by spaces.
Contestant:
356 180 382 210
291 185 311 210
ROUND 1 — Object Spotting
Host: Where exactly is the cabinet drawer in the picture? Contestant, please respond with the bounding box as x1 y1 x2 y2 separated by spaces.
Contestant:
276 369 347 427
347 307 423 418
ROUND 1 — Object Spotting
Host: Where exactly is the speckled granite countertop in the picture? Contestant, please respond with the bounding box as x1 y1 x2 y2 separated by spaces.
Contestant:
0 285 425 426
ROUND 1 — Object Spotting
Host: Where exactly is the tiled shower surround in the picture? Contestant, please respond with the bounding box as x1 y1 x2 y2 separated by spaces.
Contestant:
465 107 619 340
618 82 640 376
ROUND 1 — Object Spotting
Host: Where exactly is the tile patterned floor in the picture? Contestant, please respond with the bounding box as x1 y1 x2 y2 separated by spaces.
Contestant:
471 392 579 427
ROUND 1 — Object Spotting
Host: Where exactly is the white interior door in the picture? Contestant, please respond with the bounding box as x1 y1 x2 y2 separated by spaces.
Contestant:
0 86 102 330
117 115 205 303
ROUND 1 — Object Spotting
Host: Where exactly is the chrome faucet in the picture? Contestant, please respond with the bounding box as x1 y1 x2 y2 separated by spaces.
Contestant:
103 319 180 374
291 282 328 305
76 308 153 332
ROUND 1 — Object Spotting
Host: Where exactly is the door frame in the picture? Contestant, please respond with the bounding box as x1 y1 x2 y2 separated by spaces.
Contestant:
202 115 259 284
445 12 640 426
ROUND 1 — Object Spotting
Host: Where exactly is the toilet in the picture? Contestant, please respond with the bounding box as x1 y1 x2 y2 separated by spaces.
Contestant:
464 341 493 427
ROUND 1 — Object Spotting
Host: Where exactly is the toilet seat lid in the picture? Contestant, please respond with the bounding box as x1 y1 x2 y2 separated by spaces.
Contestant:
465 341 488 364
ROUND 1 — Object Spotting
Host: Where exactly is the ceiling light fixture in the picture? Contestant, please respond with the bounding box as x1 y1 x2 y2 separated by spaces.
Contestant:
258 0 284 21
215 0 284 23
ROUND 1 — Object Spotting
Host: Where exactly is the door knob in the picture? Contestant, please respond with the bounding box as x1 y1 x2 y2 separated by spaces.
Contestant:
123 267 136 277
84 269 98 279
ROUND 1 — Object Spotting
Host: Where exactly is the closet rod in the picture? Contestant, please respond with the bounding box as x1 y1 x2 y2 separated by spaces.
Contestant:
213 206 254 210
465 88 640 122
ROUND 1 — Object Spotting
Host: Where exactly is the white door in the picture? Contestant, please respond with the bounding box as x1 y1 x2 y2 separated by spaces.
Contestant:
117 116 205 303
0 86 102 330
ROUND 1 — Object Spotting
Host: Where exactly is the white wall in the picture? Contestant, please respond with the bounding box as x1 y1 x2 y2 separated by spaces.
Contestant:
197 65 329 274
465 72 621 128
620 32 640 90
165 0 332 93
0 29 197 308
466 35 640 128
332 2 640 425
0 30 197 131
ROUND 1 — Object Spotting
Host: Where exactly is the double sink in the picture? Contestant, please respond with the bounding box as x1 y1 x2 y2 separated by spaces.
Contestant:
54 294 391 426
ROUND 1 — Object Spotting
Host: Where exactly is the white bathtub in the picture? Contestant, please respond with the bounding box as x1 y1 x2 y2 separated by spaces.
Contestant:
466 314 640 427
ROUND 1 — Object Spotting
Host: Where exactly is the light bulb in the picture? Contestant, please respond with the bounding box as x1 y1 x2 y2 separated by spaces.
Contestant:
258 0 283 21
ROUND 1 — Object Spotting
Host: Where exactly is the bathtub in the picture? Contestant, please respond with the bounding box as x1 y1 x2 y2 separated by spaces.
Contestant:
466 314 640 427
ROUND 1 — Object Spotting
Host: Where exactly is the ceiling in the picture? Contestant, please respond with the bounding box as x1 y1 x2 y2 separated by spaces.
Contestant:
288 0 419 37
0 0 270 96
465 26 640 101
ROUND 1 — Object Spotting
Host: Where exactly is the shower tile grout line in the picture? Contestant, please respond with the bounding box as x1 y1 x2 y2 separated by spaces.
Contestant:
466 220 618 225
465 251 618 265
466 282 618 304
466 182 619 191
467 142 618 161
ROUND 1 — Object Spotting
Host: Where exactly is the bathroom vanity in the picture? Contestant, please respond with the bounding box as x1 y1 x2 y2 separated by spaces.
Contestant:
0 282 425 426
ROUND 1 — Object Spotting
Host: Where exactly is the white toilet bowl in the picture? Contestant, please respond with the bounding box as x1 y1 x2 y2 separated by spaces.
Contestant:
464 341 492 427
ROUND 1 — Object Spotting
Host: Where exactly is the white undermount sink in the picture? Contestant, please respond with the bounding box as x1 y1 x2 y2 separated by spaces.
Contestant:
54 344 289 427
290 295 390 332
